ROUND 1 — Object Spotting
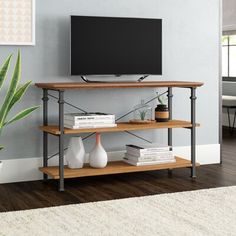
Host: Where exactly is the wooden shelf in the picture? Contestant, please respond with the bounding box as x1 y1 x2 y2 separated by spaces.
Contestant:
35 81 203 90
39 157 199 179
39 120 199 135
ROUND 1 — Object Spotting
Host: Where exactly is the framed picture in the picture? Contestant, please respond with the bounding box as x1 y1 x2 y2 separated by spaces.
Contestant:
0 0 35 45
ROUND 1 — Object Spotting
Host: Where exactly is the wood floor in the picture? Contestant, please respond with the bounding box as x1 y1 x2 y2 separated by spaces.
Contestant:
0 128 235 212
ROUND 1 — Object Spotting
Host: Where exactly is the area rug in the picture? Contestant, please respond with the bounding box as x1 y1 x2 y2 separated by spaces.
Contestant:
0 186 236 236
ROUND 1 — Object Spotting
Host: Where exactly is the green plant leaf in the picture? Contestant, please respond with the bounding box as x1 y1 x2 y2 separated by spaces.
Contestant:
158 96 163 105
0 146 3 151
0 54 12 91
7 81 32 113
0 51 21 127
4 106 39 126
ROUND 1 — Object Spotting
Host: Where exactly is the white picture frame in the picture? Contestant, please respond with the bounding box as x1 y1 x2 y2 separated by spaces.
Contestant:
0 0 35 45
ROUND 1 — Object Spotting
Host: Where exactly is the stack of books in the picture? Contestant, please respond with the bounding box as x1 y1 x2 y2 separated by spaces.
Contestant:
64 112 117 129
123 144 176 166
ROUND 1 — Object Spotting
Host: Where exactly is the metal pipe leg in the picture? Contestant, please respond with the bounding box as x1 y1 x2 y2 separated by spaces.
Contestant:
168 169 173 177
168 87 173 146
43 89 49 181
58 90 65 191
190 88 197 178
167 87 173 175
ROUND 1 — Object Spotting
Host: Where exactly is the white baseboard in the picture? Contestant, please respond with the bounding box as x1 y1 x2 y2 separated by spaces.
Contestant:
173 144 220 165
0 144 220 184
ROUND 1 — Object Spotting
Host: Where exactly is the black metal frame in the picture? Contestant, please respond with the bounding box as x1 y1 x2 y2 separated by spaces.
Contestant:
42 89 49 182
167 87 173 176
190 88 197 178
42 86 197 191
58 91 65 191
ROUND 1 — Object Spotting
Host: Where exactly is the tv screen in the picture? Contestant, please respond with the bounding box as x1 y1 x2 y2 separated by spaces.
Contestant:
70 16 162 76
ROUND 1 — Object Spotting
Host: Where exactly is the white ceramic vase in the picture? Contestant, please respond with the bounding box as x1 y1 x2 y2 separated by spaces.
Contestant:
65 137 85 169
89 133 108 168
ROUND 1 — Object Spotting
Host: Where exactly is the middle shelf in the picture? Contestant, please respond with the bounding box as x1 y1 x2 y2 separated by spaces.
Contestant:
39 120 200 135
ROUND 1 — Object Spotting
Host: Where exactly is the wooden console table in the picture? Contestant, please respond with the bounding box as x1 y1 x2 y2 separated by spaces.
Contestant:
35 81 203 191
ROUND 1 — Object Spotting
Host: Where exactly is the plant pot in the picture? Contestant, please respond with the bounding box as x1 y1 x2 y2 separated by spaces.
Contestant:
89 133 108 168
65 137 85 169
155 104 169 122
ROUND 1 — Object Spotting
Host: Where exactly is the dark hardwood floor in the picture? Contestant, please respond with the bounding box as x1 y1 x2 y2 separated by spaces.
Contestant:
0 128 235 212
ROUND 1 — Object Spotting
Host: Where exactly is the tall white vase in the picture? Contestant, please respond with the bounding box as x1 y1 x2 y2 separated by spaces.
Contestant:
65 137 85 169
89 133 108 168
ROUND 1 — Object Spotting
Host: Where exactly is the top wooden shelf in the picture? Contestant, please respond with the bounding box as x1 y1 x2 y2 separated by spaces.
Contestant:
35 81 203 90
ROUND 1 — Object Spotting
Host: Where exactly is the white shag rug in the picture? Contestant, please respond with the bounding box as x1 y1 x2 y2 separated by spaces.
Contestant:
0 186 236 236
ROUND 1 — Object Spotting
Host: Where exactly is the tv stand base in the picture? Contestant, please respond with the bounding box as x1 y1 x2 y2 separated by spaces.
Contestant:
80 75 149 83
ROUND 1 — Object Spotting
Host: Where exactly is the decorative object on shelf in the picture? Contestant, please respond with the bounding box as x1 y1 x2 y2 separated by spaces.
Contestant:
124 144 175 166
0 52 39 152
65 137 85 169
130 99 152 124
89 133 108 168
0 0 35 45
155 95 169 122
64 112 116 129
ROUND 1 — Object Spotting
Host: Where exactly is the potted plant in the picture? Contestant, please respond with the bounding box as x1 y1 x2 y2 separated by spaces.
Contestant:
155 94 169 122
0 52 39 168
130 99 152 124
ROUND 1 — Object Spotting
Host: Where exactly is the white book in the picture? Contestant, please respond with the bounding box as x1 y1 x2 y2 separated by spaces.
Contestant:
64 113 115 121
126 148 170 157
126 149 172 157
64 119 115 125
64 123 117 129
126 144 171 157
64 120 116 127
124 152 174 162
123 158 176 166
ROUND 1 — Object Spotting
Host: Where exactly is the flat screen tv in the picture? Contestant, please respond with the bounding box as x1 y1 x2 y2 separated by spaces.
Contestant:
70 16 162 76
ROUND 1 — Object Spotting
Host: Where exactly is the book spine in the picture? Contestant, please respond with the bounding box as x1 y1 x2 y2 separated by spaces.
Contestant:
126 148 171 157
64 119 115 125
123 158 176 166
125 153 174 162
64 124 117 129
126 145 170 154
64 115 115 121
135 160 176 166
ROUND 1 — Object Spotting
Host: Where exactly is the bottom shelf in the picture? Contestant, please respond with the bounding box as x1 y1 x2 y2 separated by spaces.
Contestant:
39 157 199 180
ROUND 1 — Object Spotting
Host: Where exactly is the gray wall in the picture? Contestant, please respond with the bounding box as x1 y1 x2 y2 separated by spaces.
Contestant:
0 0 220 160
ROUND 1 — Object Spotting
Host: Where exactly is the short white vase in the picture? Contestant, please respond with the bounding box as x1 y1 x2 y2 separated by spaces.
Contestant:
65 137 85 169
89 133 108 168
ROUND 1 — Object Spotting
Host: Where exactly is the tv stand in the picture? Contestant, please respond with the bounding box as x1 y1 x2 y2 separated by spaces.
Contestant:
80 75 149 83
35 81 203 192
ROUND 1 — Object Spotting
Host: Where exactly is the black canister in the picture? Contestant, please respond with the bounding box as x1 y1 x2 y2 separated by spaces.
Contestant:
155 104 169 122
